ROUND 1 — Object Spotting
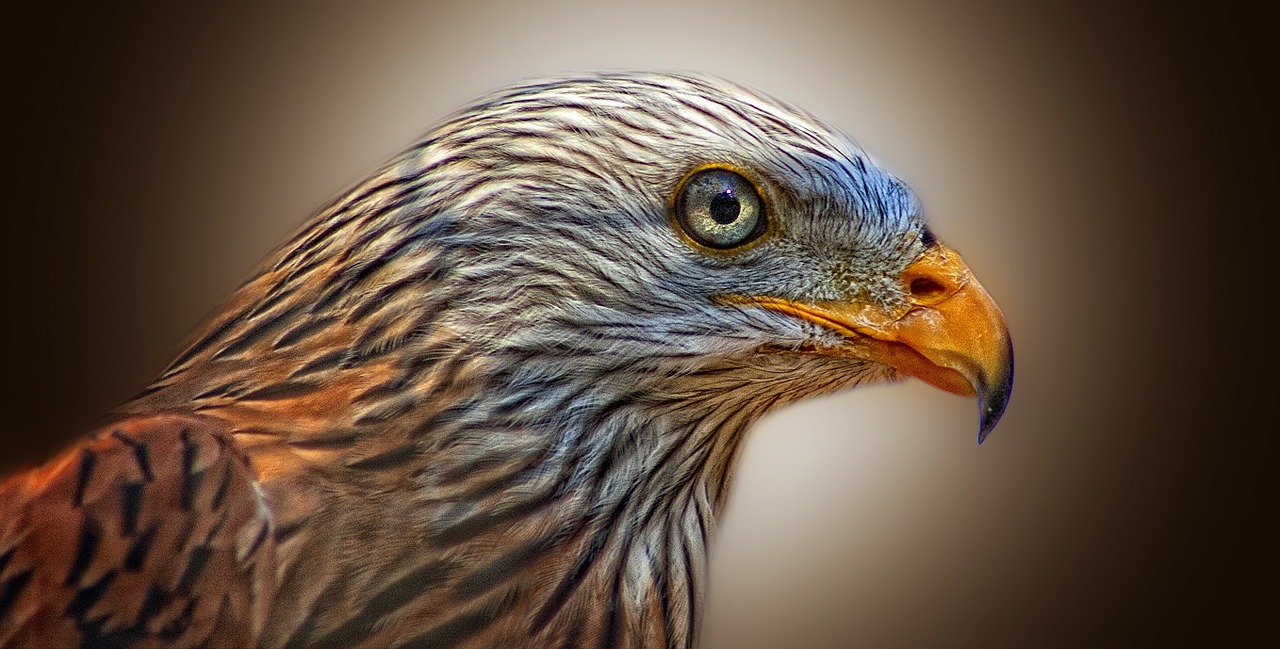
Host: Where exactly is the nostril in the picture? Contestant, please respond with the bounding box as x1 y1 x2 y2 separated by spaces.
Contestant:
909 277 947 299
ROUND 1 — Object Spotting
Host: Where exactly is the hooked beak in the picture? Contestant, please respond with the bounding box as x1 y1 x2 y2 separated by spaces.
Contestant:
740 243 1013 444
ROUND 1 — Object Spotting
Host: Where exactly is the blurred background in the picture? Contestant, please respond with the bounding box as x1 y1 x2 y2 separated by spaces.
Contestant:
1 1 1273 647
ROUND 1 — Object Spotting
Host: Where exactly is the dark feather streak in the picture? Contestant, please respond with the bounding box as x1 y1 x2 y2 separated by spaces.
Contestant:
240 522 270 566
65 569 117 621
304 559 457 648
238 381 323 402
210 463 233 511
180 430 201 511
0 569 33 621
213 304 304 359
289 349 350 379
346 444 420 472
273 315 338 350
74 448 97 507
175 544 213 595
120 481 144 537
64 516 103 587
111 430 156 483
397 587 520 649
125 525 157 572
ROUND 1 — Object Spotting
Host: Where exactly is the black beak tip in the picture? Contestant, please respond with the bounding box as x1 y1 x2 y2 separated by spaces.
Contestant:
975 338 1014 446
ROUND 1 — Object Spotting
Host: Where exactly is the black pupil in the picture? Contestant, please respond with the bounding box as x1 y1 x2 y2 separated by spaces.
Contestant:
709 192 740 225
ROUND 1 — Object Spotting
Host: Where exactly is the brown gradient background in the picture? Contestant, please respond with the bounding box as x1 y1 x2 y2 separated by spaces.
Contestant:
2 1 1274 647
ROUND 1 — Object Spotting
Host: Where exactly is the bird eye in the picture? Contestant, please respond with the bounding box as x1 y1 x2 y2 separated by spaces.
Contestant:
674 168 765 249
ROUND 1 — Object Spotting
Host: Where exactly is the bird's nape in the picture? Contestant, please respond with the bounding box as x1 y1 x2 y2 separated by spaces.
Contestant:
0 72 1012 649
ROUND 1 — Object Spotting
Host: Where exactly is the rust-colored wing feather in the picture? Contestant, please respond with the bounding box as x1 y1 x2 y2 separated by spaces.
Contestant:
0 414 276 648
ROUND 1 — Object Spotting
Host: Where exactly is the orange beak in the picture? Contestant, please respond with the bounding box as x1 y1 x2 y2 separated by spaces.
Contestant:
742 243 1013 444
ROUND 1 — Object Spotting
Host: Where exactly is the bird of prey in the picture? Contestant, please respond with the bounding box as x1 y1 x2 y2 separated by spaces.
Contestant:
0 72 1012 648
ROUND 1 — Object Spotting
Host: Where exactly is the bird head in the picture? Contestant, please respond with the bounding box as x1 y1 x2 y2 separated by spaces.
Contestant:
369 73 1014 443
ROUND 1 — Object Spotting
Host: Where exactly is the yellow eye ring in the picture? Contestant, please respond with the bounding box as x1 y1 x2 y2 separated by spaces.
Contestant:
670 164 772 252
